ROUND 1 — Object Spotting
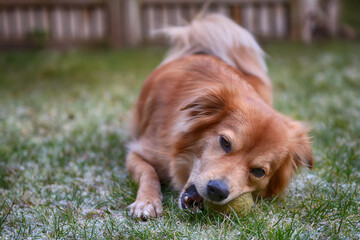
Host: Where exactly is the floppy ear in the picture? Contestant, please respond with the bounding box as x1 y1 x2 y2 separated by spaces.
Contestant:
264 154 294 197
287 120 314 170
181 87 233 121
264 119 313 197
174 87 233 155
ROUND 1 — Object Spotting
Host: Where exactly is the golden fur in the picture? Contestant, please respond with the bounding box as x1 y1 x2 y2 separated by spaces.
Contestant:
126 14 313 220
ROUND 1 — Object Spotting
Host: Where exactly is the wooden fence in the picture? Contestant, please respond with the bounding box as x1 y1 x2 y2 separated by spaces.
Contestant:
0 0 307 49
140 0 294 41
0 0 141 48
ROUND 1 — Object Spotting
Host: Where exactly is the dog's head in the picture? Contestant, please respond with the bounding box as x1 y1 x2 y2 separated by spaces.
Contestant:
174 85 313 210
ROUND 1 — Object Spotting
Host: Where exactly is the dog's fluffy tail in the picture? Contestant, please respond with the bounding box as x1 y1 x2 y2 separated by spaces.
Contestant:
158 13 271 87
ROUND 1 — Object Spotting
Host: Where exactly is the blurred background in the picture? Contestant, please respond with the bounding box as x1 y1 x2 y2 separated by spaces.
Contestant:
1 1 359 238
0 0 359 50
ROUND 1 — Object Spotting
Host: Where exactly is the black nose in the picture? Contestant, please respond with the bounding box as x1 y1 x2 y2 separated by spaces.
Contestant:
207 180 229 202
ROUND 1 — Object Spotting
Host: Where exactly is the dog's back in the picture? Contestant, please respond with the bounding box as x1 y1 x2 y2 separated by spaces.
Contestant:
158 14 272 104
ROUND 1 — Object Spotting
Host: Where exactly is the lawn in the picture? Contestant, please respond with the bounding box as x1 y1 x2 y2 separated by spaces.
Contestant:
0 41 359 239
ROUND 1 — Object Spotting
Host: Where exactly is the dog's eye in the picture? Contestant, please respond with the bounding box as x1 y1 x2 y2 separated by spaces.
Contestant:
220 136 231 153
250 168 266 178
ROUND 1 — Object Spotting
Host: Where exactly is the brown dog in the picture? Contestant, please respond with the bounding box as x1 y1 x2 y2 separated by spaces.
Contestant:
126 14 313 220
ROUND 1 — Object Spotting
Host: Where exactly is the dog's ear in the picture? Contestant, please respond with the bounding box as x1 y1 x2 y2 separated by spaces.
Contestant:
264 119 313 197
287 120 313 170
181 87 233 120
264 154 294 197
174 87 234 155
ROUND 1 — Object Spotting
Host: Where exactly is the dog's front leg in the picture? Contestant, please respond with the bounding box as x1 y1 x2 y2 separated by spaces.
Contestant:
126 151 163 220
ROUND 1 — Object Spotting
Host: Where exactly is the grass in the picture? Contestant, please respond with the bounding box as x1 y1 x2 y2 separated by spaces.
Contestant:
0 41 359 239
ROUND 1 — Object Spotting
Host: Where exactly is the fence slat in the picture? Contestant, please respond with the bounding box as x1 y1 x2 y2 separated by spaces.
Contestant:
82 9 90 39
107 0 123 48
161 5 168 27
54 7 63 39
62 8 70 40
41 7 49 31
1 10 9 38
14 8 22 38
243 4 255 33
275 3 286 38
68 8 75 39
95 7 105 38
174 5 182 26
148 5 155 36
29 8 35 31
259 4 270 36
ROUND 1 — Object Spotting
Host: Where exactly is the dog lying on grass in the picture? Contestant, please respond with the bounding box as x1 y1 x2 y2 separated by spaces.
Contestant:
126 13 313 220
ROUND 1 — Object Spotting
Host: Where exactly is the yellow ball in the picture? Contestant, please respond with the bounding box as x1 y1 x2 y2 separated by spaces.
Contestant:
205 192 254 215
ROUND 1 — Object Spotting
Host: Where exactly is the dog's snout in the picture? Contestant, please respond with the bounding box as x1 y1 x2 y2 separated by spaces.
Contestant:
207 180 229 202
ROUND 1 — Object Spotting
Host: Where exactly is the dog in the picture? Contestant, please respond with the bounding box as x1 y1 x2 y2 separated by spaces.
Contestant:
126 13 313 220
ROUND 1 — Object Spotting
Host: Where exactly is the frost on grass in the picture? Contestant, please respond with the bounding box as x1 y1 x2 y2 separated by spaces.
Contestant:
0 89 132 238
288 171 329 198
1 45 360 239
1 149 130 239
285 170 360 238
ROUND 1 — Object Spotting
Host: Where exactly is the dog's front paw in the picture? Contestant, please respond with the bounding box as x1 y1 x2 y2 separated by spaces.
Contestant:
129 198 163 221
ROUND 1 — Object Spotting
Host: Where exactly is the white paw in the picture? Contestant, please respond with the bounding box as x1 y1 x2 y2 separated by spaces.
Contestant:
129 199 163 220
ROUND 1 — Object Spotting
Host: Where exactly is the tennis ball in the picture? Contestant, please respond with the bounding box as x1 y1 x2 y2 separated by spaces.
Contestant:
205 192 254 215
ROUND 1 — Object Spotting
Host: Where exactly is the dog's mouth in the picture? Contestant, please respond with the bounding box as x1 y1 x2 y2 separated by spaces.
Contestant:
180 184 204 211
